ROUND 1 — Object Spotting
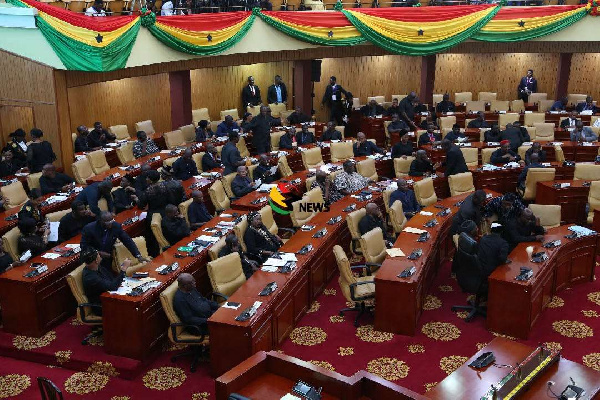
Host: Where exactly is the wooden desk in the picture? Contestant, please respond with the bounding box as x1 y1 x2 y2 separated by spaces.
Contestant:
216 351 427 400
180 172 224 216
0 208 144 337
487 225 597 339
75 147 120 168
428 337 600 400
536 180 590 225
360 116 388 147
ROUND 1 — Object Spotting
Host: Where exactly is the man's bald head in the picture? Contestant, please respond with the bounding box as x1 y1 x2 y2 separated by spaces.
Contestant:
366 202 379 216
177 273 195 292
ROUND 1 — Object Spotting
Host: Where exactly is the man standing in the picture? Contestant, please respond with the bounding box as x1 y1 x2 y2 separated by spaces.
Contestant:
246 106 280 154
450 190 486 235
399 92 419 131
221 132 245 175
242 76 262 107
440 139 468 177
39 163 75 195
75 180 114 217
321 76 348 126
501 123 529 152
172 149 199 181
267 75 288 105
477 223 509 279
517 69 537 102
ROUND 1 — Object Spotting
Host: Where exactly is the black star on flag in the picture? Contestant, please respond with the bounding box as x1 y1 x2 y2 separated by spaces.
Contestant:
417 29 424 36
328 31 334 38
207 34 212 42
518 20 525 27
95 33 103 43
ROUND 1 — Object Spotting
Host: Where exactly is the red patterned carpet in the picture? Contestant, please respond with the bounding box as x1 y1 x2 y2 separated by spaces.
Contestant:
1 260 600 398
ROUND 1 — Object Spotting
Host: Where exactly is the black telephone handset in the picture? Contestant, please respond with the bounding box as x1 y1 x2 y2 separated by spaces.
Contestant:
398 266 416 278
417 232 430 242
297 244 313 255
259 282 277 296
469 352 496 369
407 249 423 260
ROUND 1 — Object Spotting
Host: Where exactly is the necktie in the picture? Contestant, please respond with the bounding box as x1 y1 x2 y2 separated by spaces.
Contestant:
429 133 435 142
251 86 255 96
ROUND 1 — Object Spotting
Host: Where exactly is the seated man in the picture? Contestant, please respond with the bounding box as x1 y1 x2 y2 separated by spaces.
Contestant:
219 234 259 278
478 222 509 279
82 247 130 314
551 97 567 112
353 132 384 157
286 107 311 125
172 149 199 181
560 111 579 129
173 273 219 336
358 202 394 246
17 218 49 257
244 211 283 261
490 140 521 164
112 175 138 214
132 130 160 159
231 166 255 198
389 178 420 219
518 153 543 190
501 123 528 152
58 200 96 243
0 150 22 178
387 114 410 138
201 144 222 172
310 170 342 204
74 126 100 153
467 112 490 129
436 93 455 114
417 124 442 146
504 208 545 252
409 149 437 177
39 163 74 195
89 122 116 147
360 99 384 117
296 125 316 146
391 132 413 159
195 120 213 142
571 121 598 142
576 95 598 114
385 98 401 117
279 127 296 150
320 121 343 142
188 190 212 230
216 115 241 138
450 189 486 235
444 124 466 142
161 204 191 246
254 154 277 184
524 142 547 165
81 211 148 271
75 180 114 217
333 160 370 196
419 114 438 131
483 124 502 143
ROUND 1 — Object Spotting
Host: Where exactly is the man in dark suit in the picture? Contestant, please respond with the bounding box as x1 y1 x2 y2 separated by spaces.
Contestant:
418 125 442 146
173 273 218 336
490 140 521 164
467 112 491 129
39 163 74 195
517 69 537 102
201 144 222 172
360 99 385 117
172 149 199 181
320 121 343 141
188 190 212 230
387 114 409 138
483 124 502 143
524 142 547 165
221 132 245 175
436 93 455 114
296 125 316 146
353 132 384 156
254 154 278 184
385 98 401 117
321 76 348 126
267 75 287 104
478 223 509 279
286 107 311 125
358 202 394 245
504 208 545 252
74 126 100 153
75 180 114 217
576 96 598 114
81 247 130 314
89 122 116 147
232 166 256 198
450 190 486 235
441 139 468 177
246 106 280 154
399 92 419 130
58 200 96 243
161 204 191 246
551 97 568 112
500 123 529 152
409 150 437 177
560 111 579 129
518 152 544 189
0 150 21 178
242 76 262 107
279 127 296 150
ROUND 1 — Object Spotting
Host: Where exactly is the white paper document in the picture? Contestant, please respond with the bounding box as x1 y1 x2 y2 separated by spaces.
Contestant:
41 252 61 259
49 221 60 242
403 227 427 234
263 258 287 267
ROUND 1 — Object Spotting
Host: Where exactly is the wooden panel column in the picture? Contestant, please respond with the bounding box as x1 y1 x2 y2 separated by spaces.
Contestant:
53 70 73 176
555 53 572 100
169 70 192 130
293 60 313 116
420 55 436 106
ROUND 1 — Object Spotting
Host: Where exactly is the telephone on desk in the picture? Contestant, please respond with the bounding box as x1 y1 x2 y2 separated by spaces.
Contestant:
424 219 438 228
515 266 533 281
292 381 322 400
407 249 423 260
327 216 342 225
259 282 278 296
417 232 430 242
312 228 327 238
4 214 17 221
297 244 313 255
235 301 262 322
343 203 357 213
437 208 451 217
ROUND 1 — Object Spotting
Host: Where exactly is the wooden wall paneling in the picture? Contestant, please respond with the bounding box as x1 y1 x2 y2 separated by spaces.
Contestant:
53 70 74 176
67 73 173 138
0 105 34 149
312 55 421 121
568 53 600 100
190 61 294 121
434 53 559 101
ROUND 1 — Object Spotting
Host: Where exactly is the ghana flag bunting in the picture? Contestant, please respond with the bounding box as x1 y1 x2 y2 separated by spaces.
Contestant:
6 0 140 71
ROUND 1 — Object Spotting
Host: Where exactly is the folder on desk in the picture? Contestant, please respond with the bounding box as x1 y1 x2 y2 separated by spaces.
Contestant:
403 227 427 235
386 248 405 258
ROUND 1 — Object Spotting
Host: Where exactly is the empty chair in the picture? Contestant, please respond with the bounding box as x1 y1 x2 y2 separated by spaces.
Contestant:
528 93 547 104
451 233 486 322
113 236 150 276
510 100 525 113
86 150 110 174
574 164 600 181
26 172 43 191
478 92 497 102
0 181 28 210
108 125 130 140
207 252 246 302
532 123 554 141
587 181 600 224
498 113 519 129
334 245 375 327
465 101 486 113
358 227 387 268
116 142 134 164
432 94 444 106
135 120 155 135
413 178 437 207
301 147 324 169
179 124 196 143
520 168 556 201
517 145 530 161
151 213 171 252
392 94 406 103
526 126 537 140
460 148 479 168
2 226 21 261
346 208 366 255
208 180 230 212
66 264 103 345
388 200 408 234
246 105 261 117
280 110 294 122
537 99 555 112
164 130 186 149
448 172 475 197
330 141 354 163
394 156 414 178
455 92 473 103
270 131 285 152
72 158 95 185
524 113 545 127
290 196 317 229
490 100 509 112
220 109 240 121
567 94 588 107
528 204 561 229
439 116 456 130
192 108 211 125
357 158 378 181
481 147 499 165
269 102 286 118
278 156 293 177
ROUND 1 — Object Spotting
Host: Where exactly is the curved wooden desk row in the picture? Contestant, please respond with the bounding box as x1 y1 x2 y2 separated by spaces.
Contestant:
75 147 120 168
536 180 592 225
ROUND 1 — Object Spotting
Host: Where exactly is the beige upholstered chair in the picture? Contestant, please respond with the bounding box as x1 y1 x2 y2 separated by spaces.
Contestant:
529 93 547 104
246 105 261 117
71 133 78 150
490 100 509 112
116 142 134 164
2 226 21 261
498 113 519 129
207 252 246 301
232 216 248 252
537 99 555 112
108 125 130 140
517 145 530 160
439 116 456 130
208 237 226 261
26 172 43 191
357 158 378 181
333 245 375 327
301 147 324 169
179 124 196 143
524 113 545 127
525 126 537 140
72 158 95 185
587 181 600 224
482 147 499 165
135 120 155 135
290 196 316 229
521 168 556 201
554 146 565 163
113 236 150 276
151 213 171 252
164 130 186 149
1 181 28 210
465 101 486 113
237 136 250 158
367 96 385 105
336 126 346 140
528 204 561 229
413 178 437 207
305 176 316 192
460 148 479 168
67 264 104 345
359 227 387 268
278 156 293 177
346 208 366 255
86 150 110 174
210 120 221 133
394 156 414 178
510 100 525 113
192 152 204 172
448 172 475 197
432 94 444 106
389 200 408 234
455 92 472 103
330 141 354 163
163 157 178 169
46 208 70 222
270 131 285 152
305 186 325 206
221 173 236 199
208 180 230 212
178 198 194 226
268 103 287 118
192 108 211 125
280 110 293 122
220 109 240 121
574 164 600 181
533 123 554 141
567 94 587 107
478 92 497 102
382 188 393 213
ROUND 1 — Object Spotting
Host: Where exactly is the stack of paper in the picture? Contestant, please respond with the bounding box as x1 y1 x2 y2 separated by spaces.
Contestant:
386 248 405 257
263 258 287 267
419 211 433 216
196 235 220 243
403 227 427 234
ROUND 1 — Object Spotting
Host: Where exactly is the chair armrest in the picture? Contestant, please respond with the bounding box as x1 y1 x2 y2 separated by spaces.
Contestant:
78 303 102 324
365 262 382 275
350 264 371 276
349 280 375 301
210 292 229 302
170 322 207 343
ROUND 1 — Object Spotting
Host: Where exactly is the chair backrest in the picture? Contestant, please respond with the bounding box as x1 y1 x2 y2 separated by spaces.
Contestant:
268 102 287 118
346 208 366 241
26 172 43 191
291 196 316 228
574 164 600 181
523 168 556 200
528 93 547 104
179 124 196 143
66 264 95 322
448 172 475 197
208 237 226 261
192 108 211 125
465 101 486 113
566 93 587 107
210 120 221 133
524 113 545 127
178 198 194 226
86 150 110 174
532 123 554 141
113 236 149 275
588 181 600 223
330 141 354 163
151 213 170 251
432 94 444 106
71 158 95 185
336 126 346 140
0 181 28 209
481 147 499 165
367 95 385 105
382 188 393 213
394 156 415 178
517 145 530 160
301 147 324 170
498 113 519 129
260 204 279 235
439 116 456 130
333 245 358 303
71 133 78 150
116 142 134 164
359 227 387 265
135 120 155 135
554 145 565 163
246 105 261 117
207 252 246 299
237 136 250 158
478 92 497 102
163 156 178 169
537 99 555 112
192 152 204 172
159 280 185 342
164 130 185 149
278 156 293 177
270 131 285 152
490 100 509 112
510 100 525 113
38 377 64 400
528 204 561 229
46 208 70 222
2 226 21 261
108 125 130 140
232 215 248 252
460 147 478 168
208 180 230 212
455 92 472 103
356 158 378 181
221 172 236 198
305 176 316 192
413 178 437 206
455 233 482 294
389 200 407 234
280 110 293 122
